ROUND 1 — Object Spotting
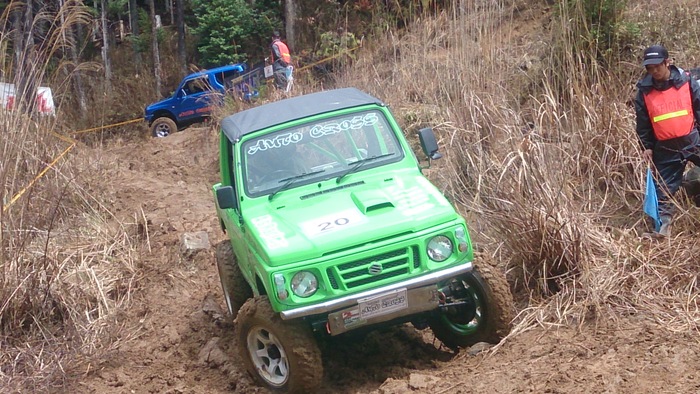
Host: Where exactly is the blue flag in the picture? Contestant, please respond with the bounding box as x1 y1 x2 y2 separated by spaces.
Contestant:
643 168 661 232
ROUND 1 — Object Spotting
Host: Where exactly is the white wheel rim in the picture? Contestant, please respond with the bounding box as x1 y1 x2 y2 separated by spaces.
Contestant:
246 326 289 387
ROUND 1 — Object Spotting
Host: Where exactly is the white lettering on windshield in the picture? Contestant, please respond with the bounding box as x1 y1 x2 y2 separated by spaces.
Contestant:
309 113 379 138
247 131 303 155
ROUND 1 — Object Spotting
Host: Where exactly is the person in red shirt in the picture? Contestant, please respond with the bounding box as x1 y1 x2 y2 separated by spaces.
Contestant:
635 44 700 237
271 31 292 90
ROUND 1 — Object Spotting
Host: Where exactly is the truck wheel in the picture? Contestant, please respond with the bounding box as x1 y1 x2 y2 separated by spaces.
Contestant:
215 240 253 320
235 296 323 393
428 263 514 349
151 117 177 137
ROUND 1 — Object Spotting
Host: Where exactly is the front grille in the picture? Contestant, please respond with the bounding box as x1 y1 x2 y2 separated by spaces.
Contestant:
326 247 417 290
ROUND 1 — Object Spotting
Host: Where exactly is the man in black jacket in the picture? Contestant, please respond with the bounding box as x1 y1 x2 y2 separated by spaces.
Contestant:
634 44 700 237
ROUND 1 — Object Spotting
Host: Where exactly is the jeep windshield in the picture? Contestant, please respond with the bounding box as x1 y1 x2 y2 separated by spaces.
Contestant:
242 109 404 198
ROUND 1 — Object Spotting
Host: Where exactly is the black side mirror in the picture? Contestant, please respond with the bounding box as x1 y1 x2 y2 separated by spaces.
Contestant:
418 127 442 160
215 185 237 210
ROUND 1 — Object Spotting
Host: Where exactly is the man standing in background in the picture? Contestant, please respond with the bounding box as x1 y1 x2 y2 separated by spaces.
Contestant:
634 44 700 238
271 31 292 90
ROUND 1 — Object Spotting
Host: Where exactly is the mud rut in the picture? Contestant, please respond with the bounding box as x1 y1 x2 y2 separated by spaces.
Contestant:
72 127 700 394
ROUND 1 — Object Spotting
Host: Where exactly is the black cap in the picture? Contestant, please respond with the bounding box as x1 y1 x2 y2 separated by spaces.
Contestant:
643 45 668 66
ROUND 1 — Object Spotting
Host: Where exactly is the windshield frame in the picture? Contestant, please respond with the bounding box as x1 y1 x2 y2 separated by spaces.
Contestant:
239 108 405 198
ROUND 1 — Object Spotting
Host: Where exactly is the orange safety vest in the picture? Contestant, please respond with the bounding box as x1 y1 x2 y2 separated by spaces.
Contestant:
272 40 291 64
643 81 695 141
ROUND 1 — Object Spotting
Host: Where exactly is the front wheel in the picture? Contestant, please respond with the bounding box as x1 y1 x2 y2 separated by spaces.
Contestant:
428 263 514 349
150 117 177 137
235 296 323 393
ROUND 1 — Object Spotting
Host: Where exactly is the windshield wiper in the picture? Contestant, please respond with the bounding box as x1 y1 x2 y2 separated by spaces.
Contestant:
268 170 326 201
336 153 395 184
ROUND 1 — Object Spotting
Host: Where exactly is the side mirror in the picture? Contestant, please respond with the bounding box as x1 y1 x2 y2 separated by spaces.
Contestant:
215 185 237 210
418 127 442 160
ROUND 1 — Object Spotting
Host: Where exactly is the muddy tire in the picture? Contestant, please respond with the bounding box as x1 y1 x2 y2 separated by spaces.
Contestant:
428 262 514 349
216 241 253 320
150 117 177 137
235 296 322 393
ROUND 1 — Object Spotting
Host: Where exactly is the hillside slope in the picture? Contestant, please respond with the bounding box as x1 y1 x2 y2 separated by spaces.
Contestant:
66 126 700 394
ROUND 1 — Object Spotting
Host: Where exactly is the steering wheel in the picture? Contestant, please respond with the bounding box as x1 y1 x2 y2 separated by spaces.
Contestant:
259 170 296 184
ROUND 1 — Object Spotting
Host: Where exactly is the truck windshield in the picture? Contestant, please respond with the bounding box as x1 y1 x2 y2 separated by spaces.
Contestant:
242 109 404 198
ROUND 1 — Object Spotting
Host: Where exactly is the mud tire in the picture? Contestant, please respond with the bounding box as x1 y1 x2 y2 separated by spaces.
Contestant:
150 117 177 137
215 240 253 320
428 260 514 349
235 296 323 393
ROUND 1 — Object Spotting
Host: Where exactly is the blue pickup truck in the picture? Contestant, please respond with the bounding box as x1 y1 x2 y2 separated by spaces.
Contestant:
144 63 260 137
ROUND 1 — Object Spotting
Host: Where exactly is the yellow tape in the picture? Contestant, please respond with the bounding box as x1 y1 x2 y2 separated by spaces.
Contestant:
72 118 142 135
3 117 144 212
2 142 76 213
296 46 361 73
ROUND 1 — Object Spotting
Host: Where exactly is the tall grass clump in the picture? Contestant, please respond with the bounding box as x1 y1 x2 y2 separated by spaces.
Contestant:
336 0 700 335
1 2 141 391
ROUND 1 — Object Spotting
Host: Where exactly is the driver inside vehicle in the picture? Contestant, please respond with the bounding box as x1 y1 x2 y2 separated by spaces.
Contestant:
246 143 306 188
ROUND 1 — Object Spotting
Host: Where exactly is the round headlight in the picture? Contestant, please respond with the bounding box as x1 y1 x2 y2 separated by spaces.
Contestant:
427 235 453 262
290 271 318 298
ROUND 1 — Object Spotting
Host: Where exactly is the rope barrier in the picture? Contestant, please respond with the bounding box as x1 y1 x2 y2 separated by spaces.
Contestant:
296 46 361 73
3 116 144 213
2 142 76 213
71 117 142 135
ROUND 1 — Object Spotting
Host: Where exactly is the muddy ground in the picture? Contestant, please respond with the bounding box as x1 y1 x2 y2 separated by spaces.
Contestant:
67 126 700 394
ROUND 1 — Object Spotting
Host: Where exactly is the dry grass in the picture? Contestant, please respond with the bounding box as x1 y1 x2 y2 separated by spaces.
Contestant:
337 0 700 338
1 2 143 392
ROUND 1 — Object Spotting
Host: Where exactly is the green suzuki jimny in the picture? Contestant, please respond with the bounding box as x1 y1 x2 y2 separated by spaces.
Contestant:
212 87 514 392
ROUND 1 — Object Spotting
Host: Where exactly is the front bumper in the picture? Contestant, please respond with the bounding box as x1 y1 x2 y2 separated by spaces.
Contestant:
279 262 472 320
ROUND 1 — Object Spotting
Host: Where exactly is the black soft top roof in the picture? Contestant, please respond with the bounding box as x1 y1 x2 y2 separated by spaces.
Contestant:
221 87 384 142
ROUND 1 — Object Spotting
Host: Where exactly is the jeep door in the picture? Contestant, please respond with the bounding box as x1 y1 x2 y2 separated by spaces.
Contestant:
176 76 215 122
220 142 258 291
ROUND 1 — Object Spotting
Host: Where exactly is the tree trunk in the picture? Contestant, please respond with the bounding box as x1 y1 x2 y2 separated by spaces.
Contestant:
284 0 295 51
13 0 38 114
70 24 88 115
168 0 174 25
101 0 112 95
176 0 186 77
59 0 87 115
128 0 142 68
148 0 162 98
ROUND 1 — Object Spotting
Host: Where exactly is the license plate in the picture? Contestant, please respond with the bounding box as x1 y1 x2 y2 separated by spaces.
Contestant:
358 288 408 320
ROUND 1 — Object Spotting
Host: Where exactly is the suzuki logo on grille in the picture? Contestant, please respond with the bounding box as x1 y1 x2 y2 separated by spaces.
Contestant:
368 262 383 275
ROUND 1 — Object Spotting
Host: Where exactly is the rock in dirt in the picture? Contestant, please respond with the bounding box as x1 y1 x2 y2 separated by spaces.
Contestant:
409 373 442 390
198 337 229 367
468 341 493 356
374 378 410 393
179 231 211 259
202 293 226 326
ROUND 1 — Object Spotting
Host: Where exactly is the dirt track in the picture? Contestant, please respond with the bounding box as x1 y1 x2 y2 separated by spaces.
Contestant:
70 126 700 394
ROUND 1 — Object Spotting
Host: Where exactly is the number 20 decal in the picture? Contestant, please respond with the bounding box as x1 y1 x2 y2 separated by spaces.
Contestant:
301 209 367 238
319 217 350 231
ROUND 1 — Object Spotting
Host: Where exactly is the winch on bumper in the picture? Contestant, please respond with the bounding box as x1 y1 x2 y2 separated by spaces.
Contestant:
279 262 473 335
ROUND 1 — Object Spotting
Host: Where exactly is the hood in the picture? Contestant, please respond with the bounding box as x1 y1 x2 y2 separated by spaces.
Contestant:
243 173 460 266
146 95 177 113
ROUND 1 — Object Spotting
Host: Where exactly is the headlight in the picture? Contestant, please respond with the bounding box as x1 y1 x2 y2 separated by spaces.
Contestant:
455 226 469 252
427 235 453 262
290 271 318 297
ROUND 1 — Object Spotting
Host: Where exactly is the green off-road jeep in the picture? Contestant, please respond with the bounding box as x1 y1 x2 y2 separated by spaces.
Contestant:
212 87 514 392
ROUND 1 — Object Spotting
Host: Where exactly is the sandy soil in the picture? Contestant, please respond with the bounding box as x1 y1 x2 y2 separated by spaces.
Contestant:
66 126 700 394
